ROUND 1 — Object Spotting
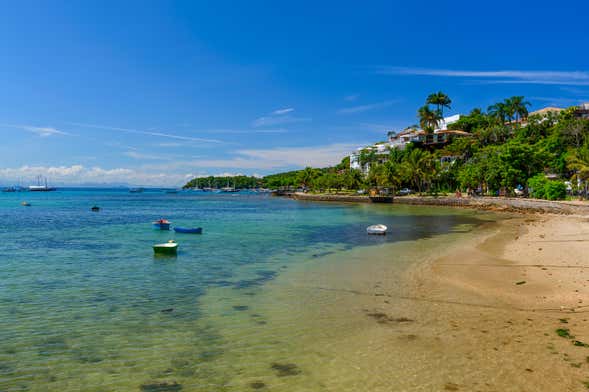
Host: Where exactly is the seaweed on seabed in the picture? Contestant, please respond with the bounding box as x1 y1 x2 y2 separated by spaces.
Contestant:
270 362 302 377
249 381 266 389
140 381 182 392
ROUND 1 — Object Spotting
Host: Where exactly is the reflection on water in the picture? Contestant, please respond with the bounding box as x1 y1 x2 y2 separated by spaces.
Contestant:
0 189 488 391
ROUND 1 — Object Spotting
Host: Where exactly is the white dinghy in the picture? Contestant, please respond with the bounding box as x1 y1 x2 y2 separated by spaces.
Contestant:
366 224 387 235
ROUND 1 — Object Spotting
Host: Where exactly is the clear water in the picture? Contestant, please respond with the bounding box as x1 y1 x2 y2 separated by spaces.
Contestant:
0 189 487 391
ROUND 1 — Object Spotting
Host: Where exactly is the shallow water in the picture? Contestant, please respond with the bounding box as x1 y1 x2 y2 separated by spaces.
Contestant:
0 189 490 391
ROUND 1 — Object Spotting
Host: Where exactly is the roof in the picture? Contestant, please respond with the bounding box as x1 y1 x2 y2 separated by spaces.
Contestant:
434 129 471 136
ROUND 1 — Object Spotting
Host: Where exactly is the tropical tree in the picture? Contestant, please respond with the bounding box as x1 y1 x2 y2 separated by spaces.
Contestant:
418 105 442 133
402 148 430 194
507 96 531 123
381 160 403 195
426 91 452 118
297 167 319 188
566 142 589 198
487 102 510 124
345 169 364 190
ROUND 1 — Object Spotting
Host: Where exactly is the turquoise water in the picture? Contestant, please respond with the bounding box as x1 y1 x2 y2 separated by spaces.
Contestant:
0 189 486 391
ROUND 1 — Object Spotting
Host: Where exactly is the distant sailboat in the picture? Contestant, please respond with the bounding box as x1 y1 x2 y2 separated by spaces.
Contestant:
29 176 56 192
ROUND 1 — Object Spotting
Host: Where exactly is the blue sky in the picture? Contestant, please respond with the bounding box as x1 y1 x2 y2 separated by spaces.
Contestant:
1 1 589 186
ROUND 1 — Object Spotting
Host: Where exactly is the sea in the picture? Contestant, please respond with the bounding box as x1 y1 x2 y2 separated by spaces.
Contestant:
0 188 492 391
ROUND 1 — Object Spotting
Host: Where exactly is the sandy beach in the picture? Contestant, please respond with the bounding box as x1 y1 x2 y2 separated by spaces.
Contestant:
205 211 589 391
404 213 589 391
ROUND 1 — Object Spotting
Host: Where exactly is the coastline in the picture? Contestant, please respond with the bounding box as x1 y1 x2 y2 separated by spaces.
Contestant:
283 191 589 215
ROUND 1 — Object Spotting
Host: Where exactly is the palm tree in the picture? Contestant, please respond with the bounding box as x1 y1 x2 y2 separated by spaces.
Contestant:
426 92 452 118
567 144 589 198
402 148 429 194
487 102 509 124
508 96 531 123
381 160 402 195
418 105 442 133
298 167 319 189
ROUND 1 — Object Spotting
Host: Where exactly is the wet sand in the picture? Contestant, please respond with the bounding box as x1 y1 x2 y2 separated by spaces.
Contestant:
175 211 589 392
198 213 589 391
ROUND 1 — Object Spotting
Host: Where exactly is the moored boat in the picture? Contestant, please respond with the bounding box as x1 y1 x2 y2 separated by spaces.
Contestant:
367 224 387 235
173 227 202 234
28 176 56 192
153 219 171 230
153 240 178 255
129 187 144 193
21 201 31 207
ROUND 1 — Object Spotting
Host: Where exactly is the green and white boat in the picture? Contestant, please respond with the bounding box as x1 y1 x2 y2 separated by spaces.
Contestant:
153 241 178 255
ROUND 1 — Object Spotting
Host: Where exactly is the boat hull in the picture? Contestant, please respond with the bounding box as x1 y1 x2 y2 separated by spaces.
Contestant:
153 243 178 255
153 223 171 230
173 227 202 234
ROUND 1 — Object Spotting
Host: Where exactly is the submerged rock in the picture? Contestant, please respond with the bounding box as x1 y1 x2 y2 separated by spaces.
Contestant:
365 311 413 324
140 381 182 392
249 381 266 389
270 362 302 377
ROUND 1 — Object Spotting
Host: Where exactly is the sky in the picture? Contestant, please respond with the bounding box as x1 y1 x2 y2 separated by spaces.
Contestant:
1 1 589 186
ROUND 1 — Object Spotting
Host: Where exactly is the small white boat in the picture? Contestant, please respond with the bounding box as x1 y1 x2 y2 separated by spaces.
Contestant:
153 241 178 255
367 224 387 235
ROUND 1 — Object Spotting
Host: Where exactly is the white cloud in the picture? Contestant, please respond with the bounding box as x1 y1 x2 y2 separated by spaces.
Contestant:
252 108 310 128
1 124 70 137
337 100 397 114
68 122 222 143
378 67 589 85
272 107 294 115
252 115 310 127
0 165 193 186
145 142 364 171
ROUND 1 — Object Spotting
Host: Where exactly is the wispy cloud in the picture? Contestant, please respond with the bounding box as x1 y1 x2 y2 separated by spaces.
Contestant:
201 128 288 135
252 108 310 128
124 150 176 160
337 100 398 114
377 66 589 86
68 122 222 143
529 96 588 107
145 142 365 171
272 107 294 115
1 124 70 137
344 95 359 102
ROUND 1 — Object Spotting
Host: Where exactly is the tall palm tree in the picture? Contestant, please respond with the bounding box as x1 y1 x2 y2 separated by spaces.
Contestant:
508 96 531 123
402 148 429 194
487 102 509 124
426 91 452 118
418 105 442 133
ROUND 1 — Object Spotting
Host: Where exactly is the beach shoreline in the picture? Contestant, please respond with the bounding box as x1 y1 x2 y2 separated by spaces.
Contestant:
251 199 589 390
403 213 589 391
281 191 589 215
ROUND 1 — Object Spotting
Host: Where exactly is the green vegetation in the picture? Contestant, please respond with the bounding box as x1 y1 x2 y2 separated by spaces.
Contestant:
183 94 589 200
183 175 263 189
557 328 573 339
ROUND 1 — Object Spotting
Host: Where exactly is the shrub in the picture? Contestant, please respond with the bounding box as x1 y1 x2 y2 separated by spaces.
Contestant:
528 174 566 200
